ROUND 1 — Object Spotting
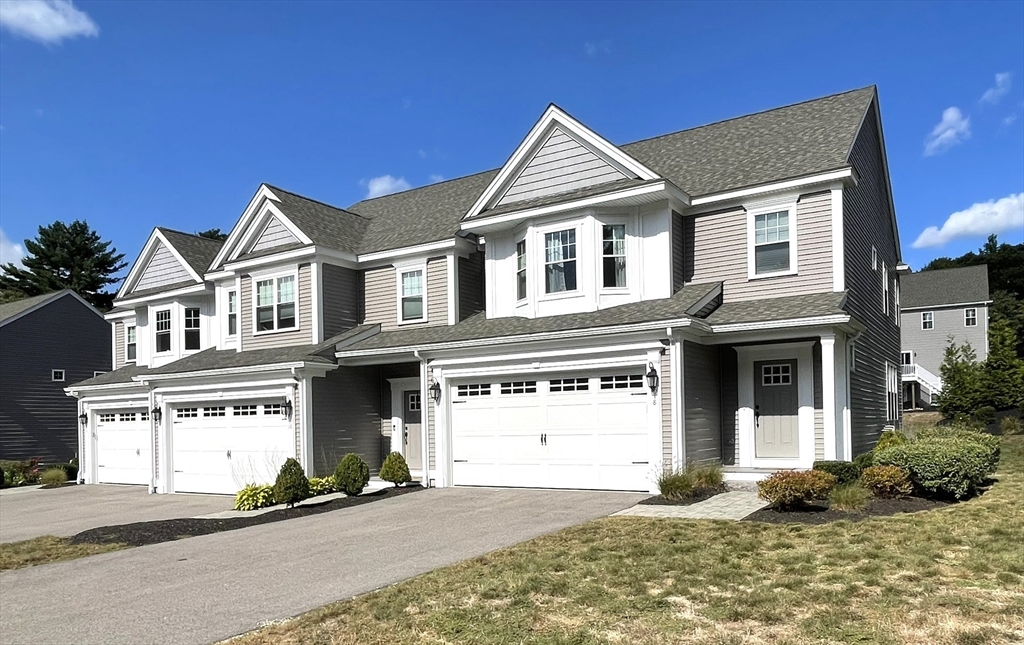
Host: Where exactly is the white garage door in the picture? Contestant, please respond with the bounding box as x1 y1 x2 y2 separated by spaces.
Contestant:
96 409 152 485
171 402 295 495
450 372 654 491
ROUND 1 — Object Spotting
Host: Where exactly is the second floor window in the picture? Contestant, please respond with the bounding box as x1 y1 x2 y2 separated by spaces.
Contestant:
227 291 237 336
753 211 790 275
155 309 171 352
922 312 934 330
602 224 626 288
256 275 296 332
516 240 527 301
400 269 424 321
544 229 577 293
126 325 137 362
184 307 200 350
965 308 977 327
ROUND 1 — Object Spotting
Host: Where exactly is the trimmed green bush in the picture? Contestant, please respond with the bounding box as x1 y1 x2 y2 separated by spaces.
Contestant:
1001 416 1023 436
40 468 67 487
379 452 412 487
974 406 997 425
874 430 908 453
813 460 860 485
308 476 337 496
234 484 276 511
757 470 836 510
273 458 311 507
828 483 870 511
852 451 874 473
335 453 370 496
860 465 913 498
915 426 1000 472
657 468 694 501
874 438 997 499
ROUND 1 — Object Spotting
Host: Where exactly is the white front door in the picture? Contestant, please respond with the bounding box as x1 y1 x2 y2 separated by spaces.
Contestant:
449 373 653 491
171 402 295 495
95 409 152 485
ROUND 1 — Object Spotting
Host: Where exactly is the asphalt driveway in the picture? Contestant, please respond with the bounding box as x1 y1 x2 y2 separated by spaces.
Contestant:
0 487 643 645
0 484 231 543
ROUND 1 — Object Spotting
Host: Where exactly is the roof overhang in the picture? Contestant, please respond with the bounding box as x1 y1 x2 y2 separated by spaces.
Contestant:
1 290 104 329
224 200 314 265
114 282 210 308
135 360 336 383
209 184 281 271
116 228 205 300
688 168 856 210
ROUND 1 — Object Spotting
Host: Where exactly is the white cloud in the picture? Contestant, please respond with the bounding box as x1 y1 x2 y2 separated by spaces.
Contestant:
584 40 611 57
429 174 444 183
0 0 99 45
365 175 411 199
923 107 971 156
980 72 1012 105
1005 115 1018 126
0 228 26 269
912 192 1024 249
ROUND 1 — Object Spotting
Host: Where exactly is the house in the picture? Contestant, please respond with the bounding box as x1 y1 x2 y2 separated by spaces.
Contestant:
67 86 902 495
899 265 990 409
1 290 111 463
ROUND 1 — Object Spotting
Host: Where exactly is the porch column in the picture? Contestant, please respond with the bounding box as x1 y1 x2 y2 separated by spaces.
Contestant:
820 333 838 461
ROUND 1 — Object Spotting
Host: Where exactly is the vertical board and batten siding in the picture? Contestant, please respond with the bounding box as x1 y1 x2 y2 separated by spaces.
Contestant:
661 350 672 471
813 342 825 461
497 127 628 206
719 347 739 466
113 321 126 369
0 294 112 462
683 342 723 464
240 264 313 351
321 263 360 339
458 252 486 321
842 101 902 456
362 258 448 332
310 366 384 476
689 192 833 303
133 242 191 293
250 216 300 254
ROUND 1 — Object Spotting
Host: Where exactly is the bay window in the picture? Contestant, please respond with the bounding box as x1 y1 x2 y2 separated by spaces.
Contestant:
126 325 137 362
544 229 577 293
752 209 792 276
400 269 424 322
256 275 296 332
516 240 527 301
155 309 171 353
227 290 237 336
602 224 626 288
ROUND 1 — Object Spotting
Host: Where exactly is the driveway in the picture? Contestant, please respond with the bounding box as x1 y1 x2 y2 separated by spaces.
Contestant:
0 484 231 543
0 487 643 645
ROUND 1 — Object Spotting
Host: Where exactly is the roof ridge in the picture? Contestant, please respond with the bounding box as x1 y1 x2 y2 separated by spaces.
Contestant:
264 184 372 221
156 227 225 245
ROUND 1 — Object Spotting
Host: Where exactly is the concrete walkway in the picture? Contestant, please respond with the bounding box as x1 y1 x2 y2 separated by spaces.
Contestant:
612 491 766 520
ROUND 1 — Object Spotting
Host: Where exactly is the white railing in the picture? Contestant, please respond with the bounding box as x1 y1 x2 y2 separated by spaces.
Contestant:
901 363 942 394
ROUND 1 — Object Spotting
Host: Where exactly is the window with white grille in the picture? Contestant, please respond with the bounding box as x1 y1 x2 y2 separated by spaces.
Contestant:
922 312 934 330
119 412 136 422
549 377 589 392
203 407 226 417
234 405 258 416
456 384 491 397
965 308 977 327
140 411 149 421
500 381 537 395
761 364 792 386
264 403 283 416
176 408 198 419
98 413 116 423
599 374 643 390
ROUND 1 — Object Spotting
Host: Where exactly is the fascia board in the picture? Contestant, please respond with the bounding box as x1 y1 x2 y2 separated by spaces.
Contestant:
209 184 281 271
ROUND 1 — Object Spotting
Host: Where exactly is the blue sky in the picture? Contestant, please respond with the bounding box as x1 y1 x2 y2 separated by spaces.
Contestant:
1 0 1022 278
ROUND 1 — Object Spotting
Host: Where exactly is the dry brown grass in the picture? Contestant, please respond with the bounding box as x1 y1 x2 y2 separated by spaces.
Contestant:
0 535 126 571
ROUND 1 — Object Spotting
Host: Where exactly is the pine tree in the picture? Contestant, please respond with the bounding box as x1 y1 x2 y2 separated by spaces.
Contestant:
937 339 985 418
984 318 1024 409
195 228 228 241
0 221 126 310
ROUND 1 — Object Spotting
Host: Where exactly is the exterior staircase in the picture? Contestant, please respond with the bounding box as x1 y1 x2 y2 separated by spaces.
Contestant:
902 363 942 407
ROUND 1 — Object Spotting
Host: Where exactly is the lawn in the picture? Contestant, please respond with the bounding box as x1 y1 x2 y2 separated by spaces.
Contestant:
231 435 1024 645
0 536 126 571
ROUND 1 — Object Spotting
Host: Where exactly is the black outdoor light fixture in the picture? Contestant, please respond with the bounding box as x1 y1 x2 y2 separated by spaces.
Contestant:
646 362 659 393
282 399 293 419
428 379 442 404
78 412 88 428
151 406 162 423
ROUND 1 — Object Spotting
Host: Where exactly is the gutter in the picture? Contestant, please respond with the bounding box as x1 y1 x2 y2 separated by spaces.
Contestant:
134 360 336 383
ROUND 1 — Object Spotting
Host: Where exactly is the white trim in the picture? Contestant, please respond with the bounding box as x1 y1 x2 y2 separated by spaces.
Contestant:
103 308 137 321
820 333 837 461
746 201 799 280
135 361 335 383
125 323 137 365
227 202 312 264
672 338 684 468
690 168 855 207
221 246 317 273
709 314 851 334
387 377 420 463
901 300 992 311
209 184 281 270
396 262 428 325
250 268 300 336
117 229 204 300
831 188 845 292
446 254 457 326
115 283 209 308
358 239 456 264
311 262 322 343
420 359 430 486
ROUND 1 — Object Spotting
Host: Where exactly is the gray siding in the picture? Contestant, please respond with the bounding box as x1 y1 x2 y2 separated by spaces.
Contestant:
134 242 191 293
671 210 685 292
251 216 300 254
427 259 446 324
683 341 722 464
689 191 833 303
661 350 672 471
720 347 738 466
310 366 385 476
321 263 360 339
843 100 902 455
497 126 628 206
458 252 485 321
362 258 448 331
813 341 824 461
901 304 989 376
0 294 111 462
114 321 125 369
240 264 313 351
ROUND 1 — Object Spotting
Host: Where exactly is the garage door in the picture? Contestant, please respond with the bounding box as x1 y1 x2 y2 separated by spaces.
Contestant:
450 372 653 491
171 402 295 495
96 409 152 485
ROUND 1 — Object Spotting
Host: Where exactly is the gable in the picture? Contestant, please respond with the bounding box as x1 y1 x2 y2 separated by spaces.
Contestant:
133 241 193 293
497 126 630 207
249 215 301 254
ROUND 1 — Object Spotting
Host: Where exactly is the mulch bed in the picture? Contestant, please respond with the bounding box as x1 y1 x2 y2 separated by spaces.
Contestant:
744 496 950 525
638 485 727 506
69 485 423 547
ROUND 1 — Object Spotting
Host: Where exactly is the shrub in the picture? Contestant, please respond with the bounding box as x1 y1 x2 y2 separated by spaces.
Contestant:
860 465 913 498
657 468 694 501
334 453 370 496
0 458 42 485
874 438 997 499
40 468 67 487
234 484 275 511
0 465 4 488
308 476 337 496
1001 416 1023 436
874 430 908 453
828 483 870 511
50 462 78 482
973 406 997 426
915 426 1001 472
757 470 836 510
273 458 311 507
379 452 412 487
688 462 724 490
852 451 874 473
813 460 860 485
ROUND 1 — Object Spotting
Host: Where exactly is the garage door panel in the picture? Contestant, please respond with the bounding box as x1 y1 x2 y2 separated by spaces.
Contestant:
96 410 151 486
544 402 595 428
496 405 541 427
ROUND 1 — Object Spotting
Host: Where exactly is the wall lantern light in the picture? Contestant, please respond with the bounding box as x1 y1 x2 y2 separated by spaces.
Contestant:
151 406 162 424
646 362 659 393
283 400 293 419
78 412 88 427
429 379 442 404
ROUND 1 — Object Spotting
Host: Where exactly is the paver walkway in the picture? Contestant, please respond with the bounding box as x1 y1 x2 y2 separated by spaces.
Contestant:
613 491 766 519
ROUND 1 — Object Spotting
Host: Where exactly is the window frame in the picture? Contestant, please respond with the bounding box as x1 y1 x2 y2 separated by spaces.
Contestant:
251 268 299 335
901 351 913 366
538 222 582 300
882 263 889 315
183 307 201 351
515 239 527 302
964 307 978 327
395 261 428 325
599 220 629 291
746 202 798 280
125 324 137 362
921 311 934 330
226 290 238 337
154 308 172 354
51 369 65 382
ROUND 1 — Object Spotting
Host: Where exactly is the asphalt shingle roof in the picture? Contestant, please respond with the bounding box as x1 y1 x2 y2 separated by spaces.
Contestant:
0 292 61 324
157 228 224 277
69 363 152 388
262 187 371 256
705 292 849 325
146 345 335 375
901 265 990 309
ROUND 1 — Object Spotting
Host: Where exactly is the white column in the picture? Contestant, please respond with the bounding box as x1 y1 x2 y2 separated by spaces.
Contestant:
820 333 837 461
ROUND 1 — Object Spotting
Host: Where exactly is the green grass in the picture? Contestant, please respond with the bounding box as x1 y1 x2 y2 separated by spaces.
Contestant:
231 435 1024 645
0 536 126 571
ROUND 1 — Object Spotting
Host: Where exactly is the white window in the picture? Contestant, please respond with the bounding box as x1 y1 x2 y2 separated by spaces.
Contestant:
882 264 889 315
264 403 283 416
203 407 225 417
500 381 537 395
399 269 424 322
752 210 792 276
544 229 577 293
602 224 627 288
126 325 137 362
51 369 65 382
849 342 857 372
516 240 527 301
922 312 934 330
407 392 421 412
886 362 900 421
98 413 116 423
155 309 171 353
227 291 238 336
93 371 106 377
119 412 136 422
184 307 201 350
965 308 977 327
256 275 296 332
233 405 258 416
599 374 643 390
456 383 491 397
140 411 149 421
901 351 912 366
176 407 198 419
761 364 792 386
549 377 589 392
871 246 878 270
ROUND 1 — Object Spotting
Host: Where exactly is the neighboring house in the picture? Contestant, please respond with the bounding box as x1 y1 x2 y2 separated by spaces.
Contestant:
68 86 902 495
899 265 990 409
1 290 111 463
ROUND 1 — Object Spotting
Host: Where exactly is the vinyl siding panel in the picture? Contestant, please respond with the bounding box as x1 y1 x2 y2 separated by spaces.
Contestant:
813 342 824 461
310 366 385 476
251 216 300 253
720 347 739 466
689 192 833 302
427 258 446 325
458 251 485 321
684 341 722 464
321 263 360 338
843 101 902 456
114 321 125 369
240 264 313 351
134 242 191 292
362 258 449 332
901 304 989 376
671 210 685 292
661 350 672 471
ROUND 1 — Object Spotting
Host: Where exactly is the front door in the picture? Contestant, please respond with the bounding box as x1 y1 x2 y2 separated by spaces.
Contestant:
403 390 423 470
753 360 799 459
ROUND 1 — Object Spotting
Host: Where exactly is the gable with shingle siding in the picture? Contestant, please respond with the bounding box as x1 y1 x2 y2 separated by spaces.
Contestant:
133 241 192 293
